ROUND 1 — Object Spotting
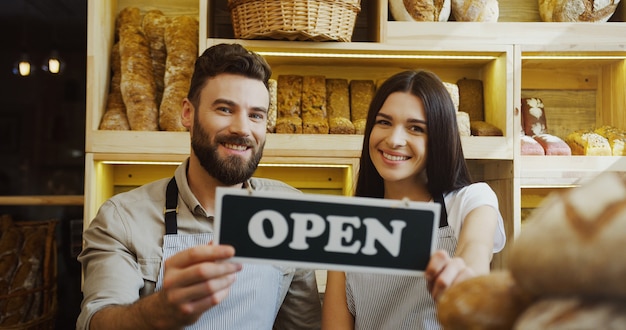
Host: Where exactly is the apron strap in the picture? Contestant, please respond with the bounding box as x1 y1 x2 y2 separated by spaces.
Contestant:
433 193 449 228
165 177 178 235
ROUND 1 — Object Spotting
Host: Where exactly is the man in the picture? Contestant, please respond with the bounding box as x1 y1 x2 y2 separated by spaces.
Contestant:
77 43 322 329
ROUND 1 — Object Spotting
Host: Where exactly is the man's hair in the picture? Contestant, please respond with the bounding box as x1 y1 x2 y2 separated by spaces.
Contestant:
187 43 272 107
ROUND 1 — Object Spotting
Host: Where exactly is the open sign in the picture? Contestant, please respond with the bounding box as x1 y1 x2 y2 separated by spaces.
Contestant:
214 188 440 276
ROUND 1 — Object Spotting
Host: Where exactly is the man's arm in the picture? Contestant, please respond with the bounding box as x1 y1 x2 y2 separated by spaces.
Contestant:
88 244 242 330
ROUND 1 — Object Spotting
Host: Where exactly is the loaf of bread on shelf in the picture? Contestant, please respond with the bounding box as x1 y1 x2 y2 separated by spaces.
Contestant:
437 270 534 330
142 10 168 107
389 0 451 22
456 111 470 136
443 81 460 111
350 80 375 134
457 78 484 122
470 120 503 136
595 125 626 156
100 42 130 130
521 135 545 155
267 79 277 133
326 78 355 134
451 0 499 22
521 97 547 136
118 7 159 131
565 130 611 156
159 15 198 131
301 75 329 134
533 133 571 155
276 75 303 133
538 0 621 22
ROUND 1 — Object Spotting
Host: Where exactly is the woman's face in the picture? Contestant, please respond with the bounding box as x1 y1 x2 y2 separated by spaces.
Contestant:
369 91 428 185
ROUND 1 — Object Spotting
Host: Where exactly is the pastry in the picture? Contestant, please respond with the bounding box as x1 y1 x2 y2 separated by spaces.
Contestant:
521 135 545 155
533 134 571 155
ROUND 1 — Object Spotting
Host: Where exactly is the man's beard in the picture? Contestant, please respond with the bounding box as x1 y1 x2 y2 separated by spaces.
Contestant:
191 120 264 186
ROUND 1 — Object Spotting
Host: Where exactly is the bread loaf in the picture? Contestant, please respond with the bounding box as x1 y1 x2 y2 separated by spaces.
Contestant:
302 76 329 134
142 10 168 107
533 134 571 155
159 15 198 131
457 78 484 121
276 75 303 133
267 79 277 133
509 171 626 298
118 7 159 131
451 0 499 21
437 271 534 330
521 135 545 155
539 0 621 22
350 80 375 128
565 130 611 156
389 0 451 21
456 111 470 137
470 121 503 136
521 98 547 136
595 125 626 156
326 78 355 134
443 82 460 111
99 43 130 130
515 297 626 330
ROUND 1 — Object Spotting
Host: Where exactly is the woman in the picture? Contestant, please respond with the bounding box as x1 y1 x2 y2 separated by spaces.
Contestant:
322 70 506 329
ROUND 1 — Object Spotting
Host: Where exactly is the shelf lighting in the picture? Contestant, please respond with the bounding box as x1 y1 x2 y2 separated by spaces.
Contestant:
256 51 496 61
521 55 626 60
99 160 349 168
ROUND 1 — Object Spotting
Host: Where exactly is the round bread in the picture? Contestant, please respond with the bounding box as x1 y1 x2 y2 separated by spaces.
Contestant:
451 0 499 22
509 172 626 298
514 297 626 330
389 0 451 21
539 0 621 22
437 271 534 330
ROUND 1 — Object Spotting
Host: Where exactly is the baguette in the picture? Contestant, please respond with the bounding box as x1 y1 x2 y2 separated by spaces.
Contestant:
159 15 198 131
142 10 168 107
118 7 159 131
99 43 130 130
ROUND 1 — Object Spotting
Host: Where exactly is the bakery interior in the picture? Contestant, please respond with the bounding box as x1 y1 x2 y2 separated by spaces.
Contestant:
2 0 626 328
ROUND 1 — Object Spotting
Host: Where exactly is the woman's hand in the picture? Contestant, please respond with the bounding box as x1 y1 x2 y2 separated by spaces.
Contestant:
425 250 476 301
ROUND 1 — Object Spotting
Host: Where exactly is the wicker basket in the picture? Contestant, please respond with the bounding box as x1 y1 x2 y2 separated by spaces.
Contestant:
228 0 361 42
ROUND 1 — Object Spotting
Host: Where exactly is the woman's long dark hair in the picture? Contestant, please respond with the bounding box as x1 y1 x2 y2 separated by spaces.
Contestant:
354 70 472 199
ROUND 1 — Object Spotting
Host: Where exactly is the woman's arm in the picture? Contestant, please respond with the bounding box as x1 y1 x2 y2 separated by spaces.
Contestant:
321 271 354 329
425 205 498 301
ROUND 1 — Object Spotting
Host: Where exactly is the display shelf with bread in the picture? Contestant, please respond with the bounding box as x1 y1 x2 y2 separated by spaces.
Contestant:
85 0 626 271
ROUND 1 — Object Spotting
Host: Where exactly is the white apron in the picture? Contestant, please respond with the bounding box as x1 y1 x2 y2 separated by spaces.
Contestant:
155 178 282 330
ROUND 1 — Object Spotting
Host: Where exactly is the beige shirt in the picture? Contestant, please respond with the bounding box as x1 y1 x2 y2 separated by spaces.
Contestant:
77 158 321 329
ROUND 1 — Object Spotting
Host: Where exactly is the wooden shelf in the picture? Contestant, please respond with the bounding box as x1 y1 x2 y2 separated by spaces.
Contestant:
520 156 626 187
0 195 84 206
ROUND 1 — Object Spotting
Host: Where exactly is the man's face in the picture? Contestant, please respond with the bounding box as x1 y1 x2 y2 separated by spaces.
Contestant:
189 73 269 185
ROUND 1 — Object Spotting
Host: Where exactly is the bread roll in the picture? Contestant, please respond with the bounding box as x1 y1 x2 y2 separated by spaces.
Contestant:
99 43 130 130
326 78 355 134
521 135 545 155
142 10 168 107
159 15 198 131
509 171 626 298
302 75 329 134
533 134 571 155
267 79 277 133
595 125 626 156
565 130 611 156
389 0 451 21
515 297 626 330
451 0 499 22
521 98 547 136
437 271 534 330
539 0 621 22
118 7 159 131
